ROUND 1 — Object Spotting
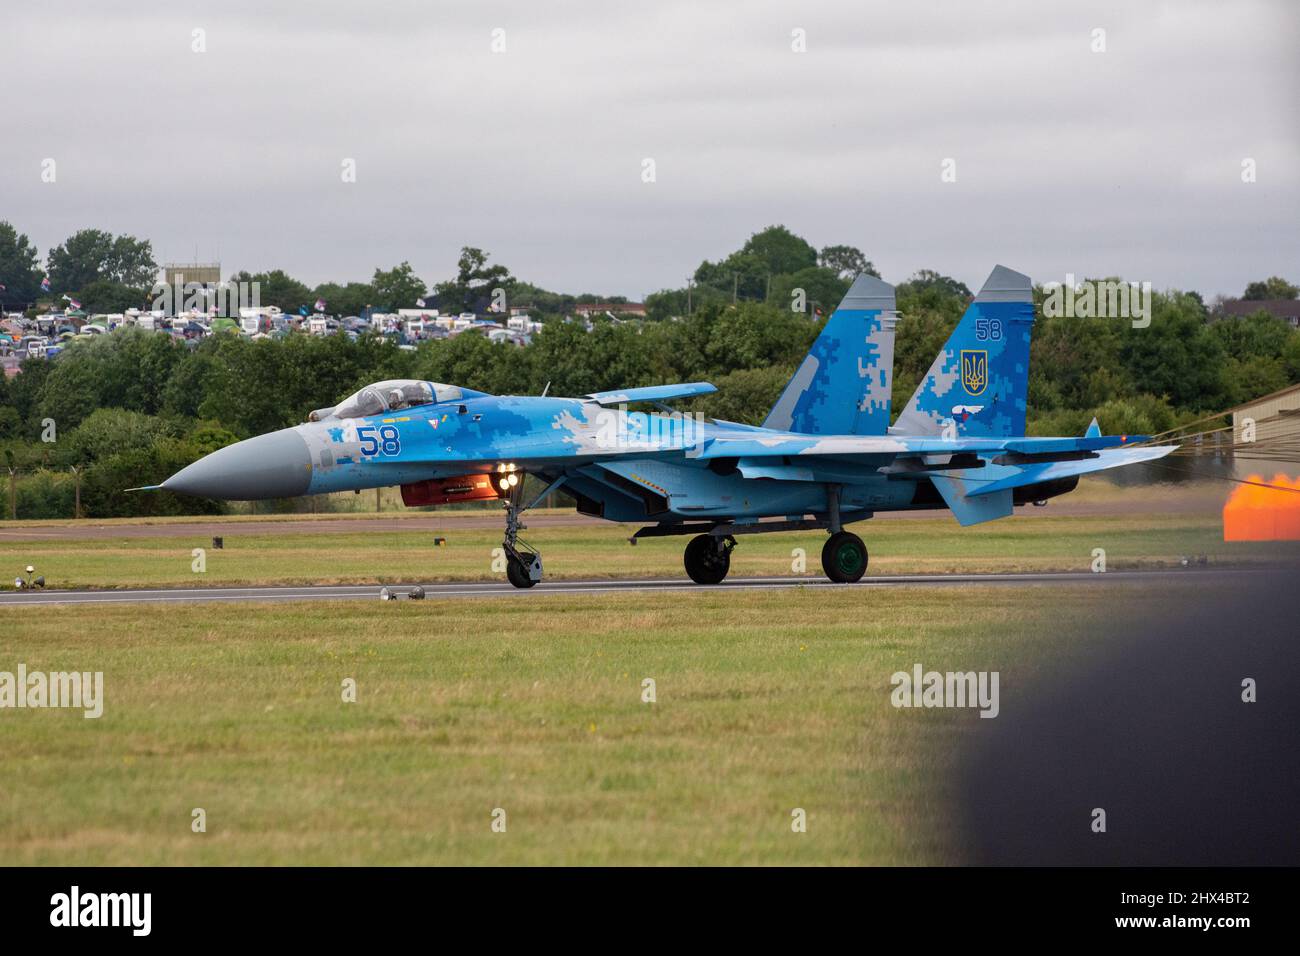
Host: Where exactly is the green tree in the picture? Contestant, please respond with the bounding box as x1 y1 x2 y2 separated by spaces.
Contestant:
80 437 223 518
230 269 312 314
187 421 241 456
739 225 817 276
414 331 533 396
691 226 820 303
703 302 817 374
1243 276 1299 300
46 229 157 294
1119 291 1229 411
312 281 375 317
818 244 878 280
0 405 20 439
433 248 511 312
76 279 147 314
1209 311 1293 362
106 235 159 288
46 229 113 294
1222 356 1289 406
891 305 962 413
525 320 651 396
51 407 177 467
0 221 44 310
897 269 972 300
767 267 850 316
694 252 770 301
35 356 106 432
1282 334 1300 382
1030 311 1130 411
371 262 428 311
3 356 52 439
695 366 795 425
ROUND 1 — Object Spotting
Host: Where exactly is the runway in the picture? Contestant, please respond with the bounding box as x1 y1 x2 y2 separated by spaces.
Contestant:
0 566 1273 606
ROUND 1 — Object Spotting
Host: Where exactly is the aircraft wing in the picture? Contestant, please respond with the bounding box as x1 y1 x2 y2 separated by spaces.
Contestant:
695 432 1151 459
584 382 716 406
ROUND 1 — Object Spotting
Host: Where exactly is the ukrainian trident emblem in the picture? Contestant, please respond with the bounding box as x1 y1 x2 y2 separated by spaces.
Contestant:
960 350 988 396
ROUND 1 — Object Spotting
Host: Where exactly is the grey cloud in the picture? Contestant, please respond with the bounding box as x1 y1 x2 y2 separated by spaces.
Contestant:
1 0 1296 299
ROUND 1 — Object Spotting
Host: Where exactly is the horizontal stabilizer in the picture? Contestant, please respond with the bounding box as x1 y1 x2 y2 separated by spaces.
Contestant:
930 474 1013 526
963 445 1178 496
584 382 716 406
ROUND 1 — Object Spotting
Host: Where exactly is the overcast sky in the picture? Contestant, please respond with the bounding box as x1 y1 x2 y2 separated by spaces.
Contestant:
4 0 1297 300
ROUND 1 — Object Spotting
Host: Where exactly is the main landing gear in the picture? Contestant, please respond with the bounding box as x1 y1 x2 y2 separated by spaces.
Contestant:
501 469 543 589
683 533 736 585
819 483 868 583
678 529 867 585
821 531 868 583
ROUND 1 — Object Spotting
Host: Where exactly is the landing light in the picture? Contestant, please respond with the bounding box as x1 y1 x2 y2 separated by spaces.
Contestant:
16 566 44 589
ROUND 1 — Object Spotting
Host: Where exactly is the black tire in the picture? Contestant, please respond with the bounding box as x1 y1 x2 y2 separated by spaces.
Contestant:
821 531 868 583
506 554 538 589
683 533 731 585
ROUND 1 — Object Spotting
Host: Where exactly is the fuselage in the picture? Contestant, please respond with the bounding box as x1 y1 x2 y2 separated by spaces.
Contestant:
162 389 970 521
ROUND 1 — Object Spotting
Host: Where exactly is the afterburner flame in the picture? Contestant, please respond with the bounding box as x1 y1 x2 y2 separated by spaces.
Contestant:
1223 474 1300 541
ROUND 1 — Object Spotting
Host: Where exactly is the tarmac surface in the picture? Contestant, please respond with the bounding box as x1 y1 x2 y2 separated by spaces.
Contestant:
0 567 1267 606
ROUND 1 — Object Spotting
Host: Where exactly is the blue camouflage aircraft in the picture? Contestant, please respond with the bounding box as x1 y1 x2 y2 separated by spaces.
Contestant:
155 266 1177 588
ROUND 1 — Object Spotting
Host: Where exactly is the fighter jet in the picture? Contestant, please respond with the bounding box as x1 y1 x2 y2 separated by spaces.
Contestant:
155 266 1176 588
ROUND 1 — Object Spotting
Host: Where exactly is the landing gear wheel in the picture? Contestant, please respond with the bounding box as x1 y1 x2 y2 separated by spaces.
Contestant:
822 531 868 583
684 533 732 585
506 552 538 589
499 471 542 589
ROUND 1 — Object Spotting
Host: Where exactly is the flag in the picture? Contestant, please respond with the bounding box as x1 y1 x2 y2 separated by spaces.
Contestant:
416 297 426 308
298 305 308 316
41 277 50 292
0 283 7 291
69 298 82 310
314 298 326 312
61 294 71 302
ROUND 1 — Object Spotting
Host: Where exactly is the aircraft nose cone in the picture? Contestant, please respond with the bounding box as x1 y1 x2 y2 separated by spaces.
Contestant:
163 428 312 500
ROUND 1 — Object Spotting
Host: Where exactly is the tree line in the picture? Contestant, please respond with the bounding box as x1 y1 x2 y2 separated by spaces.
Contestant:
2 220 1297 518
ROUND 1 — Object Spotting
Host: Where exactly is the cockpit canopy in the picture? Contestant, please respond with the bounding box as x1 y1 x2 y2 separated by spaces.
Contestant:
309 379 463 421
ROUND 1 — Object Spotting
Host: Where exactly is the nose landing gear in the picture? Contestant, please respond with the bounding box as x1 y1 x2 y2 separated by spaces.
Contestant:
501 471 543 589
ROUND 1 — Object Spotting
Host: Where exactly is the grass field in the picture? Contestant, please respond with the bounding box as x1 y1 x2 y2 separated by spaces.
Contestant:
0 582 1213 865
0 482 1288 865
0 507 1282 590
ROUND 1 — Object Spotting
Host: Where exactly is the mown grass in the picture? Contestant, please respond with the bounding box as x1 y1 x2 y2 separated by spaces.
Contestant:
0 583 1208 865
